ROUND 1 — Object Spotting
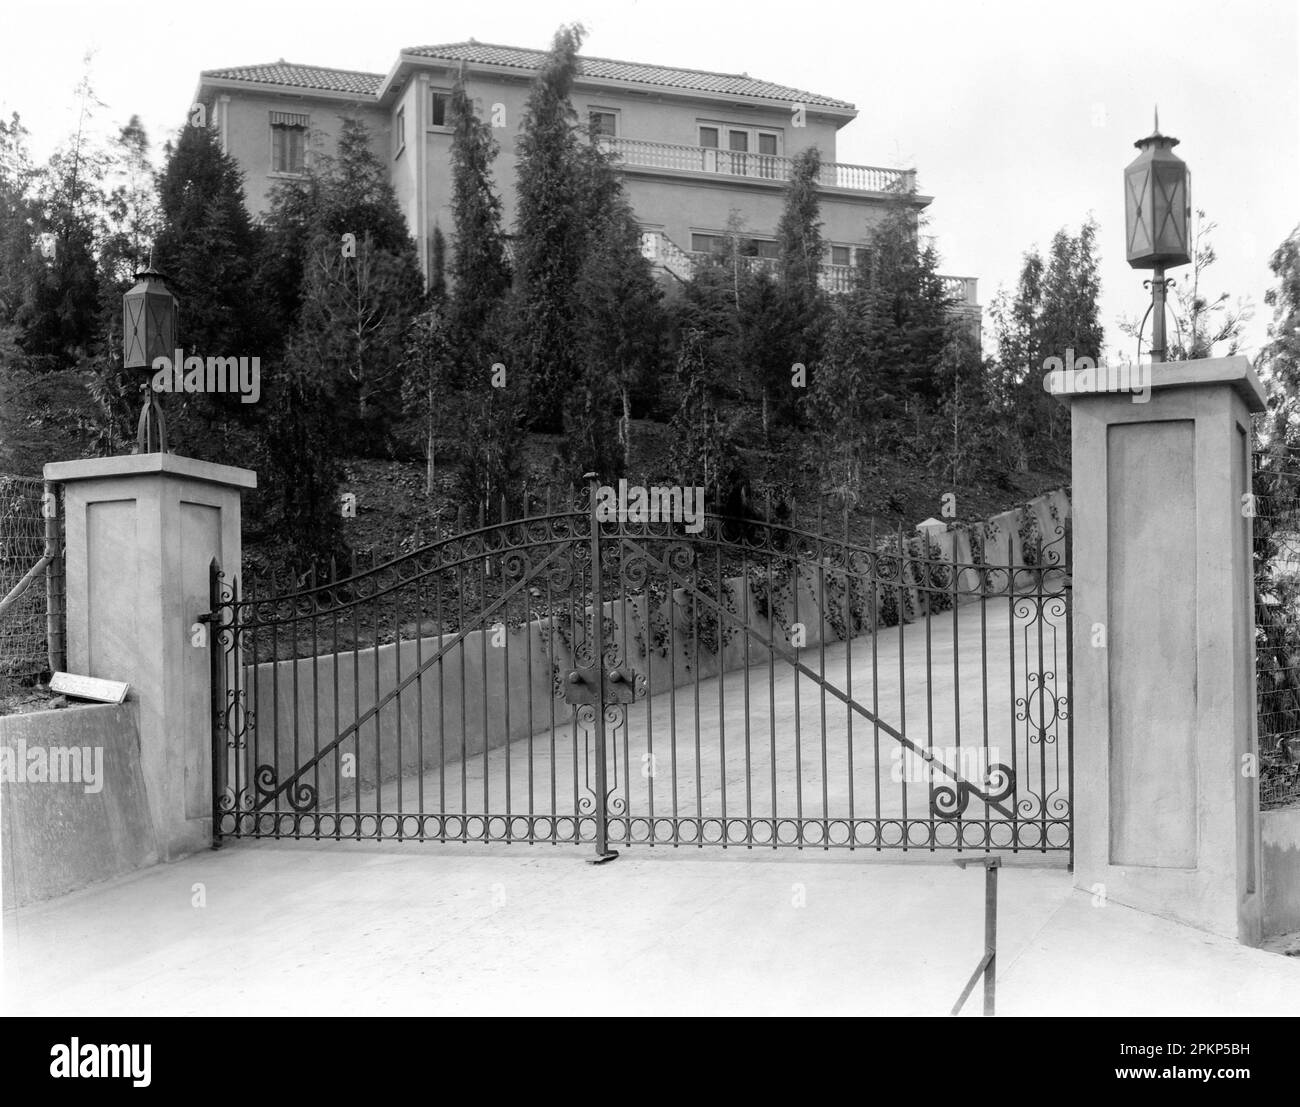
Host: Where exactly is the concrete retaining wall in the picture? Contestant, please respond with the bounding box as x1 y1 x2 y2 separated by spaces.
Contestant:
1 702 158 909
1263 808 1300 936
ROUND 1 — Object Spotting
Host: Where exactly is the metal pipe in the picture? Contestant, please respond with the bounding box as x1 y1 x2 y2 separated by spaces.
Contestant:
1151 262 1167 363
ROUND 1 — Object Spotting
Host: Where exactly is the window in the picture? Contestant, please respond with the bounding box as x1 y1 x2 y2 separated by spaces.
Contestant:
430 91 451 128
395 107 406 156
831 245 851 267
697 122 782 178
589 110 618 137
690 233 778 259
270 112 308 175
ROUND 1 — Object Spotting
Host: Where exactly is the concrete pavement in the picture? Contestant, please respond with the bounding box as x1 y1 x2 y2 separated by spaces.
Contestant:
4 839 1298 1016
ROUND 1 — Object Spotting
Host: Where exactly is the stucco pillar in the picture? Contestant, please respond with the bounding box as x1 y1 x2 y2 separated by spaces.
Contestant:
43 453 255 859
1062 355 1264 943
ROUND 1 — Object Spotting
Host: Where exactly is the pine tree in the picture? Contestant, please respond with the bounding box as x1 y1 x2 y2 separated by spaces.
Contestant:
448 73 510 343
258 341 346 573
1167 211 1250 361
289 117 423 444
512 23 587 430
0 112 36 335
16 66 108 364
564 137 666 477
766 146 827 435
151 119 266 458
428 224 448 303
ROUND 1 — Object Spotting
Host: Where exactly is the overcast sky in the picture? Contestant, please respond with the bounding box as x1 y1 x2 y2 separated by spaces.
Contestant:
3 0 1297 360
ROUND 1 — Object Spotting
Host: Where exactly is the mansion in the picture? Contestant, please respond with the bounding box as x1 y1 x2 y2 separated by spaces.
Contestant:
193 41 979 328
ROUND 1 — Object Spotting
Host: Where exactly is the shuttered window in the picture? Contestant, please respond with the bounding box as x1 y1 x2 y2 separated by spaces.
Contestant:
270 112 308 174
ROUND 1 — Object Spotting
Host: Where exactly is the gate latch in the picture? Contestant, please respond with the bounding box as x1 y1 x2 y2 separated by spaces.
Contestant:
563 665 640 706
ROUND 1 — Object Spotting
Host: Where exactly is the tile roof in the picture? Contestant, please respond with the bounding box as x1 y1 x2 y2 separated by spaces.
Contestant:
201 62 384 96
404 42 855 109
202 45 855 110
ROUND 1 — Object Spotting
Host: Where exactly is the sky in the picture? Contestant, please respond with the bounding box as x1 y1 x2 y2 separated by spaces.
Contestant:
1 0 1297 361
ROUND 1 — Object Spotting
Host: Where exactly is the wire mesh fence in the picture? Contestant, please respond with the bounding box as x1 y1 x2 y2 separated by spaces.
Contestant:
1253 444 1300 809
0 475 63 693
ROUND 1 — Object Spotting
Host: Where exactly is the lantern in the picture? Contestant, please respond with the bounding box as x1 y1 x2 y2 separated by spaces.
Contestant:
1124 116 1191 269
122 265 177 370
1124 111 1190 362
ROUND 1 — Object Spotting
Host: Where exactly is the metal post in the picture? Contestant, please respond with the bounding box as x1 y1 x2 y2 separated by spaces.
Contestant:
1151 262 1166 364
43 480 65 674
983 859 998 1016
586 472 617 863
950 856 1000 1016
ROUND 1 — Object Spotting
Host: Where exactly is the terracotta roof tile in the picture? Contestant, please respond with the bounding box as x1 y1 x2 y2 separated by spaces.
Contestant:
202 62 383 95
407 42 854 109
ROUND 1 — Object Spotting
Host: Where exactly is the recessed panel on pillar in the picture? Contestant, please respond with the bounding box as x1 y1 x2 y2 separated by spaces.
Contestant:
1107 419 1198 868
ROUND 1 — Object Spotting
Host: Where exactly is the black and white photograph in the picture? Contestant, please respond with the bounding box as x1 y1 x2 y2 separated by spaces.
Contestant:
0 0 1297 1060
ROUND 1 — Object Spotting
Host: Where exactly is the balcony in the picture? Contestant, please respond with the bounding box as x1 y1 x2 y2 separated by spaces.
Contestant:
644 236 978 304
601 137 915 195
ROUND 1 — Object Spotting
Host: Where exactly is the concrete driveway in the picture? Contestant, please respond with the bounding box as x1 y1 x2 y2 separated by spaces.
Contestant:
4 839 1298 1016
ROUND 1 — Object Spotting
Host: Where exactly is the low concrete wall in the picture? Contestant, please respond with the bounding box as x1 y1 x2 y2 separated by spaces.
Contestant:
1 702 158 909
1263 808 1300 936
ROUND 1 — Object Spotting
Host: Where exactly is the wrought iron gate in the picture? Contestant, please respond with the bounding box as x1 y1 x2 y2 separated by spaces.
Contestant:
208 485 1071 859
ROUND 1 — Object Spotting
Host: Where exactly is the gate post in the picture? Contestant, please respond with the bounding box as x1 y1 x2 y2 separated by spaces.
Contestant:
1057 355 1263 943
43 454 255 860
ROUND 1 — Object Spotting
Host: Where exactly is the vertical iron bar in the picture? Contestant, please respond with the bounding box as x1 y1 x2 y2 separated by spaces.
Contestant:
742 555 751 844
898 526 908 844
374 562 382 831
310 565 320 839
208 559 225 845
716 539 726 841
1065 549 1075 869
951 537 961 847
331 571 341 837
870 518 881 836
415 565 424 828
1007 538 1018 852
845 506 854 838
586 473 615 860
480 514 490 833
923 534 935 849
392 564 402 834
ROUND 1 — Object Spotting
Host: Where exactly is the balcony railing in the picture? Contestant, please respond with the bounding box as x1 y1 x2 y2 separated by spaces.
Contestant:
647 237 976 303
602 137 915 194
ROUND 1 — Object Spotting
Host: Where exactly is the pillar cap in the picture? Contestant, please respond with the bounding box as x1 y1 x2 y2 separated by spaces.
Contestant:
43 452 257 489
1050 354 1265 414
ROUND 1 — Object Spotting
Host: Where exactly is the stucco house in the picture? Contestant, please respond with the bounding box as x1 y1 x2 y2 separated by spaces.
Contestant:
192 40 978 328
